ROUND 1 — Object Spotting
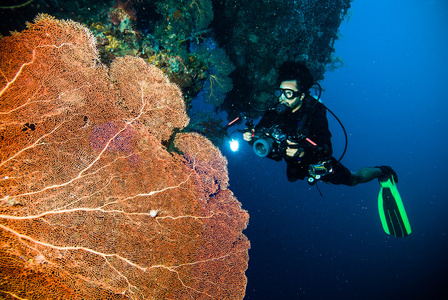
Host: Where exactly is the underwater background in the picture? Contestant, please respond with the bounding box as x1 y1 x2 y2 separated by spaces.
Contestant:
223 0 448 299
1 0 447 299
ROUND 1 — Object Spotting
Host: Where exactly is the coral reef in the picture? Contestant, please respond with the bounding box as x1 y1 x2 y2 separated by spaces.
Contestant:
213 0 352 117
190 38 236 107
186 111 228 146
0 15 249 299
0 0 352 151
189 0 214 30
87 0 216 105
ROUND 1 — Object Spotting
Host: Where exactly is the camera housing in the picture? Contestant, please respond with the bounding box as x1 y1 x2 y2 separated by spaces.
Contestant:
252 126 288 159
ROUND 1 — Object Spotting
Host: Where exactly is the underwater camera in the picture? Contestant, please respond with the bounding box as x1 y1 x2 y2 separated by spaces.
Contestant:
252 126 288 159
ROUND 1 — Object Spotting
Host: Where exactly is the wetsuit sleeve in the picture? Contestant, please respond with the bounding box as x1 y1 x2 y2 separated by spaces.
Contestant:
308 104 333 158
255 110 276 130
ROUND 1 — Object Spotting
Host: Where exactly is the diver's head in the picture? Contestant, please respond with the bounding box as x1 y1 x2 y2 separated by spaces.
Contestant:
274 80 305 113
276 61 314 93
274 61 314 113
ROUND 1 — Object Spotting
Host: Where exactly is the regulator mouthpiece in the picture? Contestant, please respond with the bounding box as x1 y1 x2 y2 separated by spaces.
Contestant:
275 103 291 115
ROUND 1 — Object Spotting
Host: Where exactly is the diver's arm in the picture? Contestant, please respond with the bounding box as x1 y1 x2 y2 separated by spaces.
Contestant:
309 104 333 157
244 110 276 144
254 110 276 129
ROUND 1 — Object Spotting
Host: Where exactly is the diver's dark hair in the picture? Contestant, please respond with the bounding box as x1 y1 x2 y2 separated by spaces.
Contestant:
276 61 314 93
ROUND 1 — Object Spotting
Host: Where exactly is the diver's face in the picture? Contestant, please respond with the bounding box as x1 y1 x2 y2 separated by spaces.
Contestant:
278 80 303 112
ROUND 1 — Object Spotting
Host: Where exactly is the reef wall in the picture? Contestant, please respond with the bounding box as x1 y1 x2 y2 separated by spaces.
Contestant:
0 0 352 135
212 0 352 117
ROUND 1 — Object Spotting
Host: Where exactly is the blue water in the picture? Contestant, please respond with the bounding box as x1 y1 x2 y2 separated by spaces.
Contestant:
222 1 448 299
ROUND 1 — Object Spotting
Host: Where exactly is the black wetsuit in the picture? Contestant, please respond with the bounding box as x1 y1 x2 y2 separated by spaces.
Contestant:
252 94 351 184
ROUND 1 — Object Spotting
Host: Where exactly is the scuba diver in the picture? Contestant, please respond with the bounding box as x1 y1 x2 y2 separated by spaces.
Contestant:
241 61 411 237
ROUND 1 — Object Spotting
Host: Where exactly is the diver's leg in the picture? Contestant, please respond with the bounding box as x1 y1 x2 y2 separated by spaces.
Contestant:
286 163 305 182
348 167 382 186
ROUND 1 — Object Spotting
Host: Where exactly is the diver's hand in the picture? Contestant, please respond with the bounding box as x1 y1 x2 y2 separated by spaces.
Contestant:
243 131 253 141
286 140 305 158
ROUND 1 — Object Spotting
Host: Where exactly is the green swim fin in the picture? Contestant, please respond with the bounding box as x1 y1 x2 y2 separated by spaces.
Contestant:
378 172 411 237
